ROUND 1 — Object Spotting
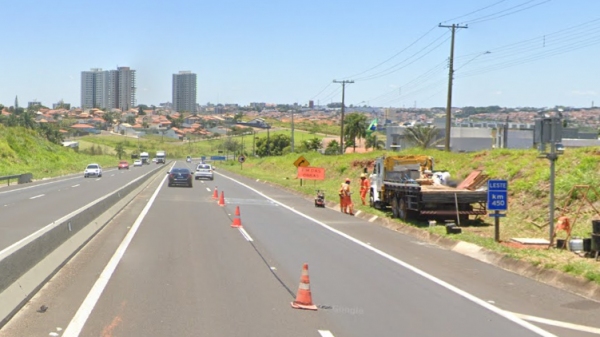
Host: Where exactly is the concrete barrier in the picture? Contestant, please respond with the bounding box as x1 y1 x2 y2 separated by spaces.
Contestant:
0 163 168 328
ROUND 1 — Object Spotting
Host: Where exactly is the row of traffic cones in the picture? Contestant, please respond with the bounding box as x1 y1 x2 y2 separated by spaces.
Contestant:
213 186 317 310
213 186 241 228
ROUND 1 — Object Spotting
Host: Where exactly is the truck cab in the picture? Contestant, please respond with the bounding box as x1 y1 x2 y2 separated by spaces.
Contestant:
156 151 166 164
140 152 150 165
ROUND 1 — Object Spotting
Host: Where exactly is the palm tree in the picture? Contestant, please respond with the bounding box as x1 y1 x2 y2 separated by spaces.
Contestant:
344 113 368 152
404 125 443 149
365 134 385 150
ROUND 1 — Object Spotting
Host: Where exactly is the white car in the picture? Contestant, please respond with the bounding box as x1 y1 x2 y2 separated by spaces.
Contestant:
194 163 214 180
84 163 102 178
133 160 143 167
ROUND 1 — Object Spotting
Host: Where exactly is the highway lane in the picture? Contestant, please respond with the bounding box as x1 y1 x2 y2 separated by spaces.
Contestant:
0 163 334 336
0 163 162 251
3 162 600 336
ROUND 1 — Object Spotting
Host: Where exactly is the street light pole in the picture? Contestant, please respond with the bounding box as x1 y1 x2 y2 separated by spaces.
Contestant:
291 109 295 152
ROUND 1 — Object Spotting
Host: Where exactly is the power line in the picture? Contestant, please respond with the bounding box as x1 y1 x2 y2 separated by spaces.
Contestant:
441 0 508 24
340 25 438 80
466 0 551 25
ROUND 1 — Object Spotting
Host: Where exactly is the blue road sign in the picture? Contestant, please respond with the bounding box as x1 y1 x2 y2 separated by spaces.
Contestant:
487 179 508 211
210 156 226 161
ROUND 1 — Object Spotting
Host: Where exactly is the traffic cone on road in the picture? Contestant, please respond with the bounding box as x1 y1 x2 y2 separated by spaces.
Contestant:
218 191 225 206
212 187 218 200
291 263 318 311
231 206 242 228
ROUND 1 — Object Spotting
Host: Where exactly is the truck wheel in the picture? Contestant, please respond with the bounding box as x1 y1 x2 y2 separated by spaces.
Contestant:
391 197 400 218
398 199 408 221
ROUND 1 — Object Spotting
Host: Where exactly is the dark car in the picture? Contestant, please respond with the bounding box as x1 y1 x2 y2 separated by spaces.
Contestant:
168 168 193 187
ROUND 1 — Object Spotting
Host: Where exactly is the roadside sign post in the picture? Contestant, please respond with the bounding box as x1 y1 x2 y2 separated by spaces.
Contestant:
293 156 311 186
238 155 246 170
487 180 508 242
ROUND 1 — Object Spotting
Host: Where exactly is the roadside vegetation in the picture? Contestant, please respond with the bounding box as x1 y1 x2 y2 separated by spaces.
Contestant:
4 120 600 285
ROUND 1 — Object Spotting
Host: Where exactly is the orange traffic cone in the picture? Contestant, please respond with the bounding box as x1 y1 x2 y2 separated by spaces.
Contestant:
212 187 218 200
218 191 225 206
231 207 242 228
291 263 317 311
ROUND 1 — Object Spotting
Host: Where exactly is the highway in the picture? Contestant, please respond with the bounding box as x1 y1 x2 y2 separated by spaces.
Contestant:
0 164 160 251
2 161 600 336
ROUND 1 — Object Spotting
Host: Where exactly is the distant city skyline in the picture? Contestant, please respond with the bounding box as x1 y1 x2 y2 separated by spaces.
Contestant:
80 67 136 111
1 1 599 109
172 71 197 113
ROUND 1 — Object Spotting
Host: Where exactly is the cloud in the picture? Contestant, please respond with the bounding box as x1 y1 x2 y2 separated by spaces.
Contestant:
570 90 598 96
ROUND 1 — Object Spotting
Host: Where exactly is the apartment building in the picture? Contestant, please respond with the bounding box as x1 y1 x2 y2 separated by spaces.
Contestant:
172 71 197 113
81 67 136 111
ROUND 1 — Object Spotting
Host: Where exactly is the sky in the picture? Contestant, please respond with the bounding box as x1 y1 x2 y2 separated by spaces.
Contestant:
1 0 599 109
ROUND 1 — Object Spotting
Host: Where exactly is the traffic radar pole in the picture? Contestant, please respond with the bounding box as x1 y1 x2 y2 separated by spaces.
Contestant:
534 116 563 246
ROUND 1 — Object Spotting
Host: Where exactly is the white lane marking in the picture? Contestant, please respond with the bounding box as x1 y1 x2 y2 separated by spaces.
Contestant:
509 312 600 335
368 216 378 222
216 172 556 337
0 176 80 195
239 227 253 241
318 330 335 337
95 178 101 181
62 164 173 337
72 184 80 188
111 174 115 177
0 168 163 260
354 210 362 216
30 194 45 200
206 187 211 192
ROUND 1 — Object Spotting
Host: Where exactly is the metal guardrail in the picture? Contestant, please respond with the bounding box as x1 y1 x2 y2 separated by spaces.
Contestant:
0 173 33 186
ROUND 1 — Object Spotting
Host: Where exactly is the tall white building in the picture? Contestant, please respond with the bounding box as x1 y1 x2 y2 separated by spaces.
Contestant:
81 67 136 111
172 71 197 113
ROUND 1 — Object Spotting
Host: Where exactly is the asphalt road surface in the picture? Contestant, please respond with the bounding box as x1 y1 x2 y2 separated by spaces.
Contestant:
0 163 161 251
2 161 600 336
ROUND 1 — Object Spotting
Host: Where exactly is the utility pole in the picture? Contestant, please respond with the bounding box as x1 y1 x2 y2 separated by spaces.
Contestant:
439 23 468 152
333 80 354 154
291 108 295 152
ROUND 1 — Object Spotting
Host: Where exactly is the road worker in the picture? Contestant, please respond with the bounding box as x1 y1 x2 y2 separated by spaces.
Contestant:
359 173 370 206
339 178 354 215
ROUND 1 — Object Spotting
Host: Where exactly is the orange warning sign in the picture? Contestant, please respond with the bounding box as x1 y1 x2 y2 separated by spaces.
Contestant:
297 167 325 180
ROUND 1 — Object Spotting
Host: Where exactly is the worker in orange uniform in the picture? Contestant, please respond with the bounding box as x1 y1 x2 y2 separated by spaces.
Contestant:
339 178 354 215
359 173 370 206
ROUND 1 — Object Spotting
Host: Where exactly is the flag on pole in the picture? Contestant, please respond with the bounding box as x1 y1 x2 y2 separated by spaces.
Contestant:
367 119 378 134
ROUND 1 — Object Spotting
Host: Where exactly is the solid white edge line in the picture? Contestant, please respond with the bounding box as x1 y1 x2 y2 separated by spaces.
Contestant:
238 227 253 242
29 194 45 200
72 184 80 188
0 167 160 260
318 330 335 337
215 172 556 337
509 312 600 335
61 164 172 337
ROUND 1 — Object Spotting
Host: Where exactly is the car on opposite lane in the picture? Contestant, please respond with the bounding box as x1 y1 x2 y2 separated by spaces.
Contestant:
194 163 214 180
168 167 193 187
118 161 129 170
84 163 103 178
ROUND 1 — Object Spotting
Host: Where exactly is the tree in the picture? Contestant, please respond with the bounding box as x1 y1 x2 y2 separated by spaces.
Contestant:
301 137 322 152
103 111 116 129
256 134 290 157
344 113 368 152
404 125 443 149
365 134 385 150
126 115 136 125
138 106 146 115
324 140 340 155
115 142 126 159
